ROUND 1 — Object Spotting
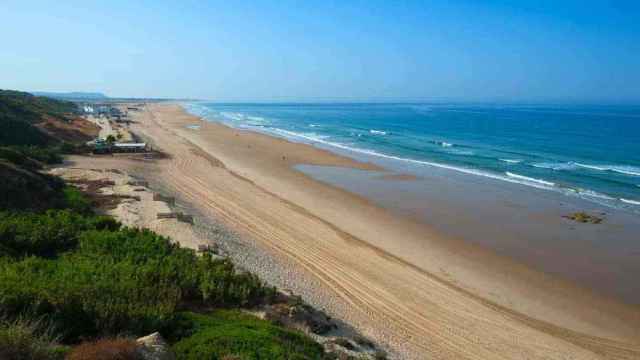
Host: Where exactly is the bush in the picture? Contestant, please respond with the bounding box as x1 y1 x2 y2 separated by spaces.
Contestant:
67 338 143 360
9 145 63 164
0 210 107 258
0 216 274 342
0 317 66 360
0 147 44 169
0 160 67 211
63 187 94 214
172 311 324 360
0 119 51 147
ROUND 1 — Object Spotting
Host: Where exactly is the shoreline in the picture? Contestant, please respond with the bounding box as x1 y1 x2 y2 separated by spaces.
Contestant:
294 162 640 305
68 103 640 359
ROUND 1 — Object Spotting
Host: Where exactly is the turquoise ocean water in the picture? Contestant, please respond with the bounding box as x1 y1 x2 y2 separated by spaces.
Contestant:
184 102 640 214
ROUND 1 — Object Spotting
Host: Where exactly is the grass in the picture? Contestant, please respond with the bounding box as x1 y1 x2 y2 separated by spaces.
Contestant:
0 221 275 342
172 311 325 360
0 316 67 360
0 177 322 358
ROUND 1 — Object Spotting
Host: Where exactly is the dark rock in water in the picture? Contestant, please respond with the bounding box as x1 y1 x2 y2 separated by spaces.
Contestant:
563 212 603 224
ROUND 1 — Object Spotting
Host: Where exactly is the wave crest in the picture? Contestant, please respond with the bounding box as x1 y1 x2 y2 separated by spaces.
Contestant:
505 172 555 187
500 159 522 164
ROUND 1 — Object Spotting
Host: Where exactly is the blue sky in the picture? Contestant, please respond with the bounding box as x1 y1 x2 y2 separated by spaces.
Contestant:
1 0 639 102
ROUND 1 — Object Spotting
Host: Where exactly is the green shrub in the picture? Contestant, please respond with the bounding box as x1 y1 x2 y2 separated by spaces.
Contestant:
0 218 274 342
0 160 67 211
0 316 67 360
0 119 51 147
0 89 77 125
172 311 324 360
62 187 93 214
0 210 106 258
0 147 44 169
5 145 63 164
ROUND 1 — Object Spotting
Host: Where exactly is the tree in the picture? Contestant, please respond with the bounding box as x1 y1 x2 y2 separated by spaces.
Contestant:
105 135 116 145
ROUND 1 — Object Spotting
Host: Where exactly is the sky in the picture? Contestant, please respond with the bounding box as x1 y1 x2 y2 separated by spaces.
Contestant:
1 0 639 103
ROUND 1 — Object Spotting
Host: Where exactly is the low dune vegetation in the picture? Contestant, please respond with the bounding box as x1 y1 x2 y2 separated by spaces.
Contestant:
0 184 330 358
0 166 332 359
171 311 325 359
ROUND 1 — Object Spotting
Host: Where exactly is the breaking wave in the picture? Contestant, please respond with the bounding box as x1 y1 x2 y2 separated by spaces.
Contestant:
575 163 640 177
531 162 578 171
505 172 555 187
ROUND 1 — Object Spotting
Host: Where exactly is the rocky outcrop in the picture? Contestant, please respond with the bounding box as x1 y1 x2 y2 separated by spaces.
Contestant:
136 332 175 360
264 299 337 335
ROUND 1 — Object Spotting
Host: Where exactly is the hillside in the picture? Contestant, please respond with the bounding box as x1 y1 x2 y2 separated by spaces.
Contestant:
0 89 98 146
0 90 99 210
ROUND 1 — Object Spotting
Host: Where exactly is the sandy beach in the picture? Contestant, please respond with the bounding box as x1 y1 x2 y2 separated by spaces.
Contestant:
64 103 640 359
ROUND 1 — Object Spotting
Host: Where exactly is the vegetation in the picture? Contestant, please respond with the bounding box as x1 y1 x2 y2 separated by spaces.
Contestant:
106 134 117 144
172 311 325 360
0 89 89 171
0 317 67 360
0 176 327 358
0 89 77 124
0 89 74 148
0 211 275 342
0 160 68 212
0 118 52 147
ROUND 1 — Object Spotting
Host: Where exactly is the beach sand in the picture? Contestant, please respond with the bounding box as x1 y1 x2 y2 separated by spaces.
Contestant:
64 103 640 359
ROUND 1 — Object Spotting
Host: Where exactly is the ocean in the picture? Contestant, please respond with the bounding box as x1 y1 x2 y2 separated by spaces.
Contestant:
184 102 640 214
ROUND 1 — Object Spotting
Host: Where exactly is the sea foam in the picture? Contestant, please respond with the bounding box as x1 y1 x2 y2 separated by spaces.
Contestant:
531 162 578 171
430 140 453 147
369 130 387 135
500 159 523 164
182 102 640 214
575 163 640 177
505 172 555 187
268 128 560 192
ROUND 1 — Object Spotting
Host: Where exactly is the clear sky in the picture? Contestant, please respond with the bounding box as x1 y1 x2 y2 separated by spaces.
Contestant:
1 0 639 102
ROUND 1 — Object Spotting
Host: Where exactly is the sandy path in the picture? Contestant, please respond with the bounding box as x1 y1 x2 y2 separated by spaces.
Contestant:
72 103 640 359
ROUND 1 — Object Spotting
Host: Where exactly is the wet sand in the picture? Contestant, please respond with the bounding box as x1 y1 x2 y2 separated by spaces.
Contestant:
75 103 640 359
296 164 640 305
